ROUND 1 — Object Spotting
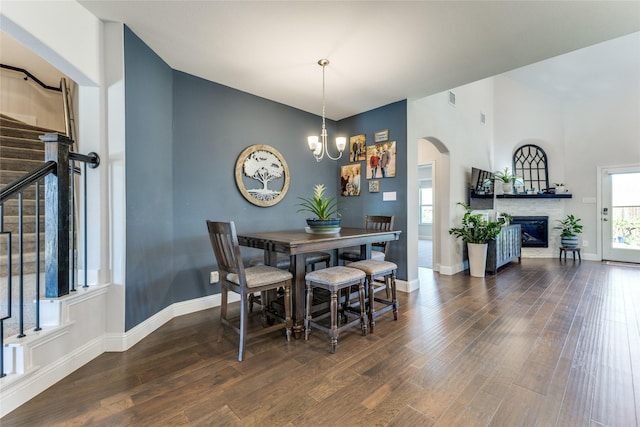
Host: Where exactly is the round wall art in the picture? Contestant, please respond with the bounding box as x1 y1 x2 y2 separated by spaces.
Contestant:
234 144 290 207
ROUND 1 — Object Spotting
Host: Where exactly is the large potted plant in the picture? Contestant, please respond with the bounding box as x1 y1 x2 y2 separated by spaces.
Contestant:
494 167 521 194
554 214 583 248
296 184 341 233
449 203 502 277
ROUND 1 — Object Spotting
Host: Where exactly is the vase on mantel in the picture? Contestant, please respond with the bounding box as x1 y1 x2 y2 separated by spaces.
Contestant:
502 182 514 195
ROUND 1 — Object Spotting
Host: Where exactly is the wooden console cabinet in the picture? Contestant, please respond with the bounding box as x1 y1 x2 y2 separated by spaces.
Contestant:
486 224 521 274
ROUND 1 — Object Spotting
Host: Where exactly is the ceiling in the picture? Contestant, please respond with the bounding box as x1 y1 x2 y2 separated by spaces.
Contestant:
3 2 640 119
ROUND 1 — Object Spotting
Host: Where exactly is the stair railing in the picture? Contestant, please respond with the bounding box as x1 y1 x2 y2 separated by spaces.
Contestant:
0 133 99 377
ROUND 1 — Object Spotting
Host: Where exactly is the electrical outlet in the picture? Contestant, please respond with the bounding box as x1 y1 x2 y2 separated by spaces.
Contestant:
210 271 219 284
582 240 589 248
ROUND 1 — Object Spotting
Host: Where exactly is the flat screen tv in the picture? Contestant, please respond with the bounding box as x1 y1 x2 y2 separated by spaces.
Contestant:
468 167 495 209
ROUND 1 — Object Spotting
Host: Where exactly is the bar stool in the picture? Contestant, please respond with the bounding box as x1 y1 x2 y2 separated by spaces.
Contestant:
346 259 398 333
248 252 331 312
304 266 367 353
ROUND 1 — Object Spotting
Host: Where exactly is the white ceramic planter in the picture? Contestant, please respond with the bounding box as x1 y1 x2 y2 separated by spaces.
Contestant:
467 242 488 278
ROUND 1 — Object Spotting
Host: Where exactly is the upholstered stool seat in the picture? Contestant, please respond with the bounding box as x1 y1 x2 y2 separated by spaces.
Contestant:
347 259 398 332
248 251 331 312
304 266 367 353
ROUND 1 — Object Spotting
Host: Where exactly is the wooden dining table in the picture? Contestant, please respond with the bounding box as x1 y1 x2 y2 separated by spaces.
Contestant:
237 227 402 336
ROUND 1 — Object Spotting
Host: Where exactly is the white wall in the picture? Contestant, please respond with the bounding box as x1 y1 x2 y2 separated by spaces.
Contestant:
564 79 640 258
494 69 640 259
0 70 65 131
494 75 565 186
0 0 101 86
408 78 495 275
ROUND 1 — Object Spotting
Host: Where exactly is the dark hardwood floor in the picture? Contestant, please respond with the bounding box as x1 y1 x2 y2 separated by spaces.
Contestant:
2 259 639 426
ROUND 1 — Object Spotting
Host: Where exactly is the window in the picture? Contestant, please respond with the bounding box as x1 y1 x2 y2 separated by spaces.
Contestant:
420 186 433 224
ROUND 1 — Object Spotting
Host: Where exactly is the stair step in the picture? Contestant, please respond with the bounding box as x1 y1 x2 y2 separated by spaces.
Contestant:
0 216 43 234
0 145 45 161
0 157 43 173
0 135 45 151
1 200 46 216
0 115 55 133
0 232 45 254
0 184 45 200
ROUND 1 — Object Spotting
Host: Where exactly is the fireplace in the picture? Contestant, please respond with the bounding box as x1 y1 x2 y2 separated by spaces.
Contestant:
511 216 549 248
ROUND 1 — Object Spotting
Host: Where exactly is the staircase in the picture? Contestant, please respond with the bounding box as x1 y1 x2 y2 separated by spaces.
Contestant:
1 114 51 338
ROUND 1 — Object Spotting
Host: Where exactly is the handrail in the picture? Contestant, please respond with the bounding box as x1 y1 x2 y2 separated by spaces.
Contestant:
0 64 62 92
0 161 56 204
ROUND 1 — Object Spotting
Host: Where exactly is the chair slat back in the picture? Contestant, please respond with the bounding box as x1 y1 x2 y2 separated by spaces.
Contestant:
365 215 395 255
206 220 246 286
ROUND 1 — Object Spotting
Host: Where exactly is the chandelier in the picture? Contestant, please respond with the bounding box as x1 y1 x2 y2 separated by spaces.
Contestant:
307 59 346 161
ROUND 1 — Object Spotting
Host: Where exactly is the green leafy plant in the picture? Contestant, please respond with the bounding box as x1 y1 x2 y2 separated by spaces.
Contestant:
554 214 583 237
500 212 514 222
296 184 340 220
613 217 640 245
448 202 503 243
494 167 519 183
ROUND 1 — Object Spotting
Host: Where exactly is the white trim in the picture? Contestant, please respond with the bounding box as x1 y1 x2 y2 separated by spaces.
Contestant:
0 330 103 417
1 289 236 417
104 293 240 352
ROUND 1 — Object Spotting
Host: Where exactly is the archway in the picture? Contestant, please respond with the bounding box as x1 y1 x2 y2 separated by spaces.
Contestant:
420 137 450 272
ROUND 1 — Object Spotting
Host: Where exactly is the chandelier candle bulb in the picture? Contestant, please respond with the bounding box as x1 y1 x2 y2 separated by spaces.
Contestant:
308 58 346 161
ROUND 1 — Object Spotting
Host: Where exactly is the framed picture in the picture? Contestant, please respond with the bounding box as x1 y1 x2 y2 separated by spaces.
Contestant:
374 129 389 143
368 180 380 193
340 164 361 196
349 134 366 162
366 141 396 179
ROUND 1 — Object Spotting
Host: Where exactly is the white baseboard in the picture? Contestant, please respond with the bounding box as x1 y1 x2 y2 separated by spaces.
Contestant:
104 292 240 352
1 289 236 418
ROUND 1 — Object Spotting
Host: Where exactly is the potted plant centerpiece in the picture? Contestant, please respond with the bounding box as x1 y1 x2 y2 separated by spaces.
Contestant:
554 214 583 248
494 167 521 194
296 184 341 233
449 203 502 277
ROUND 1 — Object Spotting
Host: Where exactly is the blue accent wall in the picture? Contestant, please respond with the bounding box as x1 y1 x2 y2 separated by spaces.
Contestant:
124 26 175 330
337 101 408 279
123 28 408 330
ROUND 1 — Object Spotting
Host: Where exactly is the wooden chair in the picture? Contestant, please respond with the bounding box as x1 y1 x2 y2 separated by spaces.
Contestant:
340 215 394 263
206 220 292 362
304 266 367 353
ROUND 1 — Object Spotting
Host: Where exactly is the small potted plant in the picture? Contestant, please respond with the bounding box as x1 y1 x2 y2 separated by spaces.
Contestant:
449 202 503 277
498 212 513 226
554 182 566 194
296 184 341 233
494 167 522 194
554 214 583 248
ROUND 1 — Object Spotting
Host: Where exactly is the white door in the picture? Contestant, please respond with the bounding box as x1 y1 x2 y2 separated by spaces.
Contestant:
602 167 640 263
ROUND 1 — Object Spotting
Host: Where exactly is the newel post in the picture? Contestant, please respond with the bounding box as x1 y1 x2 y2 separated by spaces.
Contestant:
40 132 72 298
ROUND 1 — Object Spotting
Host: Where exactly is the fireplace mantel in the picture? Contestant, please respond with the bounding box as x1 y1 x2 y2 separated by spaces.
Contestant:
497 194 572 199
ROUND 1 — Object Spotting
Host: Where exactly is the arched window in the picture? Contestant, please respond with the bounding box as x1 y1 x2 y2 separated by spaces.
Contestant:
513 144 549 192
